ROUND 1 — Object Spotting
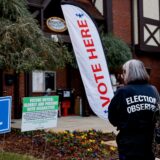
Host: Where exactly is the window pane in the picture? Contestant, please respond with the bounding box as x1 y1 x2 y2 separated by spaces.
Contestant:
95 0 103 15
143 0 159 20
32 71 44 92
45 72 56 91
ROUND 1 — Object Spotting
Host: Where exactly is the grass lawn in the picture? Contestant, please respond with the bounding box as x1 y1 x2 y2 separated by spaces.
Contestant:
0 152 39 160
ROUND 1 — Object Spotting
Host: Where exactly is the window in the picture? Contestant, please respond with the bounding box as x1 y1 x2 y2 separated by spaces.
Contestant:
134 0 160 52
32 70 56 92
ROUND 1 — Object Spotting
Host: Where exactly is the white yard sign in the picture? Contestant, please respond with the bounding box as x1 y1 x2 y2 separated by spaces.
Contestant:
21 96 59 132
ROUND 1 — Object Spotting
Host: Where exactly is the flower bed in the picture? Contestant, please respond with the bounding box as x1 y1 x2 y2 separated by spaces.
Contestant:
0 128 118 160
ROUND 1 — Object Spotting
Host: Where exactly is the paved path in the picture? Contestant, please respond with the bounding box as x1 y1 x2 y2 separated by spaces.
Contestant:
12 115 117 133
52 116 117 133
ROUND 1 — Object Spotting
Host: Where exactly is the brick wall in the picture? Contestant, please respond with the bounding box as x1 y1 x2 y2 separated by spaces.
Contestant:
56 68 68 89
134 53 160 91
2 69 69 118
112 0 132 44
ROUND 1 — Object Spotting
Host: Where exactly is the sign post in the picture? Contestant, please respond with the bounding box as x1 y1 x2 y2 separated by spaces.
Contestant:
0 96 12 134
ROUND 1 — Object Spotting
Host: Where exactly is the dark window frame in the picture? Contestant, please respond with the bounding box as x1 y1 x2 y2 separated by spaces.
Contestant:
32 70 56 93
138 0 160 52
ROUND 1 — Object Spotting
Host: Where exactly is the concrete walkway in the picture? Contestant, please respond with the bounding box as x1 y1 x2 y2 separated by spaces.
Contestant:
53 116 117 132
11 115 117 133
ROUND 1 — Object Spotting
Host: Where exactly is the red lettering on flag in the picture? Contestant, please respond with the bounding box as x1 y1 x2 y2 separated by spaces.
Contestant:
100 96 111 107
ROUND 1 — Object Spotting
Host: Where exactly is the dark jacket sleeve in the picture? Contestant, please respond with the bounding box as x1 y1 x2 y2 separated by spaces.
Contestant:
108 89 124 127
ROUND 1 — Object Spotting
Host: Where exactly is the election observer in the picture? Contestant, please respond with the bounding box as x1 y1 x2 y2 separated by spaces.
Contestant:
108 59 160 160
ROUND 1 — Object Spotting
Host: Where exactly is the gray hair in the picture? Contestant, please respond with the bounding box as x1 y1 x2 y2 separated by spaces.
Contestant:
122 59 149 84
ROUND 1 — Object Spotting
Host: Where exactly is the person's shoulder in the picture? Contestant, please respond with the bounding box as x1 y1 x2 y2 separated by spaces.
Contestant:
150 84 158 89
149 84 159 94
144 84 158 91
115 85 129 94
117 85 129 91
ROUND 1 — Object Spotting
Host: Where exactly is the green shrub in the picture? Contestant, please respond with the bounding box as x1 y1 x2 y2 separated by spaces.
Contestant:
101 33 132 71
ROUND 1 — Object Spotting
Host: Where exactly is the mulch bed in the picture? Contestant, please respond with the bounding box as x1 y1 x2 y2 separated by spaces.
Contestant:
0 128 118 160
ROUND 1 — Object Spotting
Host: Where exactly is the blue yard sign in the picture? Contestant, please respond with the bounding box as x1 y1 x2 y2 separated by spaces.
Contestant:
0 96 12 134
